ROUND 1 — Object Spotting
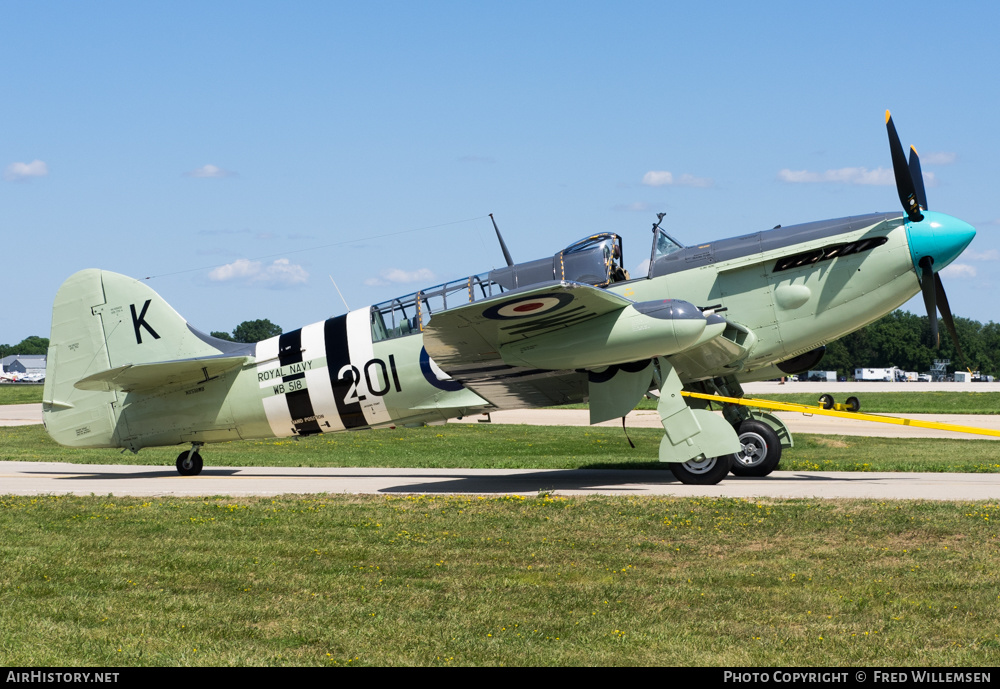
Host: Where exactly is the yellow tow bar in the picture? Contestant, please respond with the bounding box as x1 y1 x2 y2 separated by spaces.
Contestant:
680 391 1000 439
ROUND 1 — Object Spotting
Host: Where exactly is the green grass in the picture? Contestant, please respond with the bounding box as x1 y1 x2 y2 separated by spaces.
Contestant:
4 398 999 666
3 423 999 473
0 384 43 405
1 493 996 666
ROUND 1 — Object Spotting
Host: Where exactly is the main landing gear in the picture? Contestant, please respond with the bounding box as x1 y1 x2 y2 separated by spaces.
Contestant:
176 444 204 476
669 453 734 485
668 419 783 483
729 419 782 477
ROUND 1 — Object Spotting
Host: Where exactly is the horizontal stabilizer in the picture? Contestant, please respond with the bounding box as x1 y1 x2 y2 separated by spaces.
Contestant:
74 355 250 393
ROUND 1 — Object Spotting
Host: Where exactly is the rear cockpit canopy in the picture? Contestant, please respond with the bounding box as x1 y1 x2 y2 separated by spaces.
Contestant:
370 232 630 342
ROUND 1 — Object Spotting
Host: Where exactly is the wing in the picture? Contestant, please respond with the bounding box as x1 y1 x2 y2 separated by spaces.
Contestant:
423 280 744 411
422 281 633 407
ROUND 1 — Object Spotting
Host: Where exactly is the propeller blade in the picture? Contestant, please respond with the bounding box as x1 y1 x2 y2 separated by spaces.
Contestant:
908 145 928 211
886 110 924 222
919 257 938 347
935 272 966 362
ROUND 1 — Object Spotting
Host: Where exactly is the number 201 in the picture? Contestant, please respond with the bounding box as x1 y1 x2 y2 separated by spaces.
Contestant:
338 355 401 405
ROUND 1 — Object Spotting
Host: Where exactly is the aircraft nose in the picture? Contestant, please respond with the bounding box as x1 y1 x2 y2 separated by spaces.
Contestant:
906 210 976 273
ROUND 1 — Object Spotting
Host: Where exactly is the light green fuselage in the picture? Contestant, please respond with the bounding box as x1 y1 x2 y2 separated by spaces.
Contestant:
42 214 938 453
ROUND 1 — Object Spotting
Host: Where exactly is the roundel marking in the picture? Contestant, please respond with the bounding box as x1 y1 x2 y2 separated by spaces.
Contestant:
419 347 464 392
513 302 546 313
483 292 574 320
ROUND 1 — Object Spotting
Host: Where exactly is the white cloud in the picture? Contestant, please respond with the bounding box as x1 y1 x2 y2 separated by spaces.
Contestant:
208 258 308 285
642 171 673 186
363 267 435 287
921 151 957 165
777 166 895 185
941 263 976 278
4 160 49 182
642 170 713 188
185 163 237 178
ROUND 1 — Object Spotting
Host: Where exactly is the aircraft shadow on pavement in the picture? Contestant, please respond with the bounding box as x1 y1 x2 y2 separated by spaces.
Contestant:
375 469 676 494
372 469 903 494
19 466 913 494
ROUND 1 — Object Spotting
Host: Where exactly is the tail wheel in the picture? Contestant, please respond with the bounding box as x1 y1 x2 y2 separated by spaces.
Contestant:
176 450 204 476
729 420 782 477
669 453 733 485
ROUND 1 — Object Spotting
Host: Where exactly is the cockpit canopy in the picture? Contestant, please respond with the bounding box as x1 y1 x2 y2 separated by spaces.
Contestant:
490 232 627 291
370 232 631 342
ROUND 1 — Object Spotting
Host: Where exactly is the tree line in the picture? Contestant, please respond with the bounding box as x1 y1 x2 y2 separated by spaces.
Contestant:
816 310 997 378
2 312 995 377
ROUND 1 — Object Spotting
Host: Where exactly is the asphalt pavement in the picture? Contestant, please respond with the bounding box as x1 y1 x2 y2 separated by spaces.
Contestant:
3 462 999 500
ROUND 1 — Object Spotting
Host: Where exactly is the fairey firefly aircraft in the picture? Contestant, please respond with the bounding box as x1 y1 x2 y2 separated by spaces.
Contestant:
43 113 976 485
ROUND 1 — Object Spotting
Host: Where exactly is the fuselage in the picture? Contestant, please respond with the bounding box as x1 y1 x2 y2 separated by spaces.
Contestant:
45 209 975 452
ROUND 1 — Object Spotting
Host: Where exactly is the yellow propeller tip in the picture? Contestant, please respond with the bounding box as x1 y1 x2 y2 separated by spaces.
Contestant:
885 109 892 123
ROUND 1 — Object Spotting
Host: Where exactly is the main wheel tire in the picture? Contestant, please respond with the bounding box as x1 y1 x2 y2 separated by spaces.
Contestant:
729 420 782 477
669 453 733 485
176 450 203 476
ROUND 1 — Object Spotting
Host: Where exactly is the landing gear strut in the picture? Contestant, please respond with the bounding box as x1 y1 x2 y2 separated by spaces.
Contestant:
176 445 204 476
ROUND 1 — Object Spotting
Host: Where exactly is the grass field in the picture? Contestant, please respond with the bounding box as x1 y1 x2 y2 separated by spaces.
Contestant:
1 492 997 666
3 423 1000 474
4 391 999 666
0 384 43 405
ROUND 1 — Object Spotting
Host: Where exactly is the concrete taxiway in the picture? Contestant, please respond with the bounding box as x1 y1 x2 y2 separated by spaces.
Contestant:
3 462 999 500
0 404 43 426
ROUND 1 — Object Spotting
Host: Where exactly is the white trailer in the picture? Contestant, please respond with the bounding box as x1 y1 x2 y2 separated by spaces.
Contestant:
855 367 904 382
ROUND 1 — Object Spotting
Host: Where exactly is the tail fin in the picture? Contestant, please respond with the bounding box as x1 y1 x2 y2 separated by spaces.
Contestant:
43 270 240 447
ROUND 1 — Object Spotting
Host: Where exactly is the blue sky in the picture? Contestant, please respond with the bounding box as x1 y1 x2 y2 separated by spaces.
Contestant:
4 1 999 343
